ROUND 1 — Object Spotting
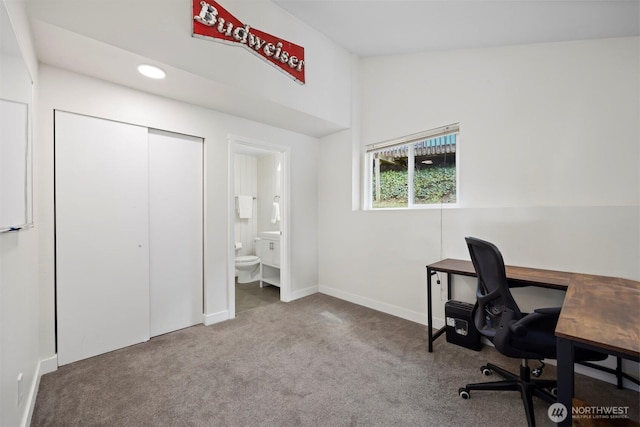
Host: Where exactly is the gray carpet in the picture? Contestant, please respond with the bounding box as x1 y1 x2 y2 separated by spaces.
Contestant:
32 294 638 426
235 281 280 314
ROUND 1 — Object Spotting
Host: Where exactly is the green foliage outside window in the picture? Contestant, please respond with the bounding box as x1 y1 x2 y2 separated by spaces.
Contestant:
373 165 456 208
414 165 456 204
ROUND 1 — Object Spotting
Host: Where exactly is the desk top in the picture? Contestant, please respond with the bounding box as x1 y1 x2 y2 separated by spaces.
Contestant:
555 274 640 358
427 258 640 359
427 258 572 289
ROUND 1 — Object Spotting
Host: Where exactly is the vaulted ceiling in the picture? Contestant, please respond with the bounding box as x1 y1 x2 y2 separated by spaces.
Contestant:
273 0 639 57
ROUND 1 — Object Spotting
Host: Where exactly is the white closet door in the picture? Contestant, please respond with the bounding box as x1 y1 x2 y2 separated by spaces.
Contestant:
55 112 150 365
148 129 203 337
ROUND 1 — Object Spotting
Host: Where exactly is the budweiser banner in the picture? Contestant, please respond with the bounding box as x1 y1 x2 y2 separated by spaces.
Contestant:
192 0 306 84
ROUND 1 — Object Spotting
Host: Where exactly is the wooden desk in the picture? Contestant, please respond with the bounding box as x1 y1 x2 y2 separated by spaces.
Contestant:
426 258 572 352
556 274 640 426
426 259 640 426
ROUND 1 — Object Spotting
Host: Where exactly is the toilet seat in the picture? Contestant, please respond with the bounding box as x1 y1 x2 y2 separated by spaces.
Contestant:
236 255 259 265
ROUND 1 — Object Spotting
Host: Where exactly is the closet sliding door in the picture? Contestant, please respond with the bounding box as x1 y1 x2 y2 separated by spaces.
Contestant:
55 111 150 365
148 129 203 337
55 113 204 365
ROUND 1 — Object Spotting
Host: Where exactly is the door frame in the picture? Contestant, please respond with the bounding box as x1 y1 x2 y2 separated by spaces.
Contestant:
227 134 291 319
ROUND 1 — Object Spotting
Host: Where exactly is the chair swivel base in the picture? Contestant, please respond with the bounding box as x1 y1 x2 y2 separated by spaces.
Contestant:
458 362 557 427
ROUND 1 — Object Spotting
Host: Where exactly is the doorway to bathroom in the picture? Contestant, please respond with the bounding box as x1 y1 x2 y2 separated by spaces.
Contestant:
228 135 290 318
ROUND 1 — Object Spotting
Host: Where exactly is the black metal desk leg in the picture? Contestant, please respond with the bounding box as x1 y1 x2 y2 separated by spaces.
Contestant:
557 337 575 427
427 267 434 352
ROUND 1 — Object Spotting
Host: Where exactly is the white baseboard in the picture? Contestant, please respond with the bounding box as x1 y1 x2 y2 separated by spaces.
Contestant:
432 316 445 330
23 355 58 427
39 355 58 375
288 285 318 302
203 310 231 326
319 285 427 325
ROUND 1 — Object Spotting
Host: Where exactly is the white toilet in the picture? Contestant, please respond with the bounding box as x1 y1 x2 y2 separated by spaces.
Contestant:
235 242 261 283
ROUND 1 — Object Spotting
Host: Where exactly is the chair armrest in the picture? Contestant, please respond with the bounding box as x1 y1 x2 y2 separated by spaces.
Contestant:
510 307 561 336
534 307 561 316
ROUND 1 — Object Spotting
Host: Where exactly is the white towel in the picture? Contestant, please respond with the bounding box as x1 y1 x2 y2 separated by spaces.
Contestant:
271 201 281 224
236 195 253 219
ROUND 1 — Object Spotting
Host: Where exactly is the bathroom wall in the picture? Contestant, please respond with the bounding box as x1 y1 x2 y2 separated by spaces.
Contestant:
257 153 283 234
234 154 258 257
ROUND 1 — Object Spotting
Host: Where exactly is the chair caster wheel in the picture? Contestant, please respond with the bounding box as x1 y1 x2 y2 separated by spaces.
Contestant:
532 368 542 377
459 388 470 399
480 366 492 376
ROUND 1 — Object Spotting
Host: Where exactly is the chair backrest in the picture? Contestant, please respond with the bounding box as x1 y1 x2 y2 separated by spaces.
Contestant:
465 237 522 339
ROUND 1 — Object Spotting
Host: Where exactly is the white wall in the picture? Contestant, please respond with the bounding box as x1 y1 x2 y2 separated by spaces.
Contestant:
36 65 319 363
0 232 39 427
319 37 640 326
0 0 42 425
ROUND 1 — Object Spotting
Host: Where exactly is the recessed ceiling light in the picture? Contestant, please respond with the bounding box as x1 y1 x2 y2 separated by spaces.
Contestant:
137 64 166 79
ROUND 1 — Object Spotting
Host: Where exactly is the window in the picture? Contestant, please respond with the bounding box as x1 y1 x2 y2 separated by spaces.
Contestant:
366 124 459 209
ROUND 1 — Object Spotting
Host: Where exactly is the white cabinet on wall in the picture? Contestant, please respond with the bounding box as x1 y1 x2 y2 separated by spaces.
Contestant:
55 111 203 365
259 232 280 287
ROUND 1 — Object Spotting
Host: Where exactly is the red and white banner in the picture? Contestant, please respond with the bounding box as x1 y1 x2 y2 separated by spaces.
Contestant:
192 0 306 84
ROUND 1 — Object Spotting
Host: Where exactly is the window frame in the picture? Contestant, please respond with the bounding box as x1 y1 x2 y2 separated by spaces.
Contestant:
364 124 460 210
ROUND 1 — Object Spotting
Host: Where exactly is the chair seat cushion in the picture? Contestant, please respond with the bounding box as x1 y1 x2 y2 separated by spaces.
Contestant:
509 327 557 359
507 323 607 362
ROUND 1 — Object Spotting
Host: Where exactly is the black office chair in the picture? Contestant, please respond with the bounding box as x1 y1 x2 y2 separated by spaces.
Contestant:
458 237 606 427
